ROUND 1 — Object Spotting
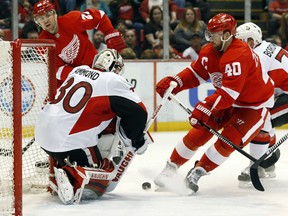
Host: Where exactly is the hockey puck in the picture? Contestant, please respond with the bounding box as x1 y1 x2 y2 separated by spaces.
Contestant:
142 182 151 190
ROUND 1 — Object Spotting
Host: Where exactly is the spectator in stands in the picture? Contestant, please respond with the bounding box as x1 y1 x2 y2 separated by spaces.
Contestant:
0 0 11 29
120 47 138 59
20 20 39 39
0 29 4 40
174 0 186 7
143 6 174 51
280 13 288 46
115 19 128 35
153 32 182 59
18 0 33 29
140 49 157 59
80 0 112 19
266 34 283 47
182 32 202 60
92 30 107 52
268 0 288 36
186 0 211 23
58 0 82 15
139 0 178 25
109 0 142 27
109 0 143 44
124 29 143 58
173 7 207 52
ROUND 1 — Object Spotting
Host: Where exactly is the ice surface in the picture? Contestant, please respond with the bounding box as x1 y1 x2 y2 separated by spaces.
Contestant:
24 130 288 216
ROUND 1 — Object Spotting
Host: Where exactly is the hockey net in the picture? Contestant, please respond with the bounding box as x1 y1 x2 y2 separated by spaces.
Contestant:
0 39 56 216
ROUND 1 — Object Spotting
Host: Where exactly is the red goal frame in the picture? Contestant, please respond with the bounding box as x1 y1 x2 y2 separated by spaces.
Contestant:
12 39 56 216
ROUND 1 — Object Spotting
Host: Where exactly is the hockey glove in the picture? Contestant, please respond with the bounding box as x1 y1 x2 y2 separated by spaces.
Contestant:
189 101 212 130
105 30 126 52
156 75 183 98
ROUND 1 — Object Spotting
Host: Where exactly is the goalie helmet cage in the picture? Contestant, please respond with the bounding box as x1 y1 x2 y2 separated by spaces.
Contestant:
0 39 56 216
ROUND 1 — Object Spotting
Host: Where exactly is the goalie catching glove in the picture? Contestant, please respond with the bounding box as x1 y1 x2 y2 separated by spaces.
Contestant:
156 75 183 98
104 30 126 52
117 125 153 155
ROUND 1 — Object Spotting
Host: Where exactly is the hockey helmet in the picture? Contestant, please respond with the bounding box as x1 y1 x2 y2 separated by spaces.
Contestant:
92 49 124 75
33 0 55 17
235 22 262 48
207 13 237 35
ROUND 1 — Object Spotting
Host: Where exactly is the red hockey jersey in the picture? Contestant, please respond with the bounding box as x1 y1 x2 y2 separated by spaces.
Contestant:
177 38 274 111
39 9 115 82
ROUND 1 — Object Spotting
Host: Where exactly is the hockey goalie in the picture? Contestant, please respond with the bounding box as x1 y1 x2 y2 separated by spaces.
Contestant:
35 49 152 204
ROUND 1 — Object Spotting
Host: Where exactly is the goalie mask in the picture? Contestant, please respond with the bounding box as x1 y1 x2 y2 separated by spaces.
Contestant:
92 49 124 75
235 22 262 48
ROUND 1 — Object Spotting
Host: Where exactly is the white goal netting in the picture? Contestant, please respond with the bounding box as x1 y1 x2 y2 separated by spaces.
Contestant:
0 40 55 215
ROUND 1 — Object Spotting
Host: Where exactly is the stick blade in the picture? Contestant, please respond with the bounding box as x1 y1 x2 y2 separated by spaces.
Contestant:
250 164 265 192
259 149 280 168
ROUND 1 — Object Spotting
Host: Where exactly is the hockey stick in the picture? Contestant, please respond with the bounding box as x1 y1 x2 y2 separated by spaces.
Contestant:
0 137 35 157
106 81 178 192
169 94 279 169
250 132 287 191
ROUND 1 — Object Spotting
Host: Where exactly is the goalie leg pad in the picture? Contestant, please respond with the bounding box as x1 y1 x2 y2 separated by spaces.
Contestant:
61 158 116 203
53 167 74 204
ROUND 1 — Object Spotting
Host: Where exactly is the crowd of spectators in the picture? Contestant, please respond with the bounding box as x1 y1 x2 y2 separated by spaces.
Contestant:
1 0 288 58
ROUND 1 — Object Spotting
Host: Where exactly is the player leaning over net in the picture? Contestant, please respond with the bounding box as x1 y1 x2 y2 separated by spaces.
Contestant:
235 22 288 186
32 0 125 87
154 13 275 193
35 49 151 204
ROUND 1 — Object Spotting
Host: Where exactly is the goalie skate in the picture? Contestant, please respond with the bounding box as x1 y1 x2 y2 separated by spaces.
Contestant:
53 167 74 204
185 166 208 193
154 160 178 187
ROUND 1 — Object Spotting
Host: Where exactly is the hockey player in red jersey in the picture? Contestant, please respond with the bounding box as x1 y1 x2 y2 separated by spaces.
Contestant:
35 49 150 204
33 0 126 86
235 22 288 186
154 13 275 192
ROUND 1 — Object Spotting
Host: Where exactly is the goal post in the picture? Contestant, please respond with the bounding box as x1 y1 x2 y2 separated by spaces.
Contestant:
0 39 56 216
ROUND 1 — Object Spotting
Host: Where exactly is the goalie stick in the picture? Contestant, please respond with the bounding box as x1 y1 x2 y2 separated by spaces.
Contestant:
0 137 35 157
169 94 280 169
250 132 287 191
106 81 178 192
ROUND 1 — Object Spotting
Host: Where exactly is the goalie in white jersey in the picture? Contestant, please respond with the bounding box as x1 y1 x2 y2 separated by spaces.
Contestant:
35 49 150 204
235 22 288 186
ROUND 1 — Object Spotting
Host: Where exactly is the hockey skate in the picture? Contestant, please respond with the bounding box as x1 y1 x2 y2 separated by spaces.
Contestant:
53 167 74 204
154 160 179 187
264 164 276 178
238 162 276 188
185 166 207 193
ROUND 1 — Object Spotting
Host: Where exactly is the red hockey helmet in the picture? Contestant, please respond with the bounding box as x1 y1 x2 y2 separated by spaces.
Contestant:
33 0 55 17
207 13 237 35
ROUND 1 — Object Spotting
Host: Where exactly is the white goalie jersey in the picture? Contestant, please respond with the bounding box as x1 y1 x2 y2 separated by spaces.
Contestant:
254 40 288 94
35 65 147 152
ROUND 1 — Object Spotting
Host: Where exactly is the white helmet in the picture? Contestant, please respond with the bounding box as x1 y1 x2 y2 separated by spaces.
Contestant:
235 22 262 48
92 49 124 75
